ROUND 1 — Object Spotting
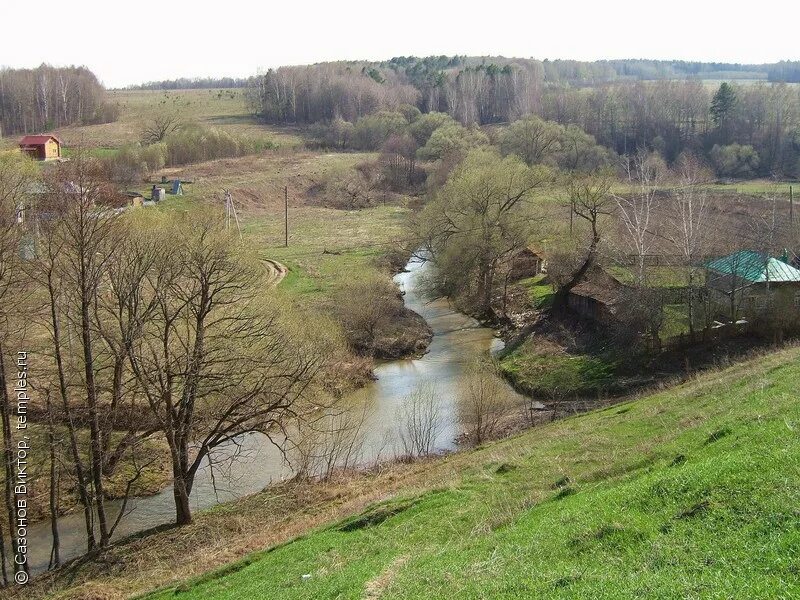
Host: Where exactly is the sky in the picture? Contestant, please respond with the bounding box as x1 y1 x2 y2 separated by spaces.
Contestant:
1 0 796 88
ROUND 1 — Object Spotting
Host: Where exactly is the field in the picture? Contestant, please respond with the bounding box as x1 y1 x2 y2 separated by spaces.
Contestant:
23 343 800 599
54 88 304 149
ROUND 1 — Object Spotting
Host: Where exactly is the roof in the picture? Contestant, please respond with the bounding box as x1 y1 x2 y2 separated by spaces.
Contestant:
19 135 61 146
706 250 800 283
570 267 628 306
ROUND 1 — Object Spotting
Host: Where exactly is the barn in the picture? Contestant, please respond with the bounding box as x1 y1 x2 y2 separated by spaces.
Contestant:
18 134 62 161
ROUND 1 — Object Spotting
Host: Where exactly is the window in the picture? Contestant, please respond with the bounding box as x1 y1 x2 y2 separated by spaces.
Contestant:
794 291 800 308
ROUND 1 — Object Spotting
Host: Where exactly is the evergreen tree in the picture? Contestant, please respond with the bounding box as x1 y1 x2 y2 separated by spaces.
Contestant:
710 82 737 128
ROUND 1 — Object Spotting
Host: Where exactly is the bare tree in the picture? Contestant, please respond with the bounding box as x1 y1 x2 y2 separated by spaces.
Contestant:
140 113 181 145
291 399 370 480
552 170 614 313
459 361 515 445
0 152 37 582
665 153 712 338
613 150 665 286
126 215 325 525
397 383 443 458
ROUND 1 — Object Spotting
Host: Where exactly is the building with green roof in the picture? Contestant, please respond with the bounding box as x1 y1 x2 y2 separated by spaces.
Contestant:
707 250 800 322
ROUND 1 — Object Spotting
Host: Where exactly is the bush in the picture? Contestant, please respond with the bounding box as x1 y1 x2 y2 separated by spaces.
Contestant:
352 111 408 150
104 125 273 183
409 112 457 146
710 144 761 178
416 123 488 162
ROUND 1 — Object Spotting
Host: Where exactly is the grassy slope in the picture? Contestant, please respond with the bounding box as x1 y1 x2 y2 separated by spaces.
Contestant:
47 88 304 149
134 347 800 600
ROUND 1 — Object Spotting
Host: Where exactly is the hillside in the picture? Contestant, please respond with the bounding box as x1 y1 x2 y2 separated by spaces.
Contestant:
23 346 799 599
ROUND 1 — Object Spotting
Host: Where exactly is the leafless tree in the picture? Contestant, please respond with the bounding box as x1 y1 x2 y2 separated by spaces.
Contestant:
397 383 443 458
126 215 325 525
291 399 370 480
0 152 37 582
140 113 181 145
665 153 712 338
613 150 665 286
459 361 515 445
552 171 614 313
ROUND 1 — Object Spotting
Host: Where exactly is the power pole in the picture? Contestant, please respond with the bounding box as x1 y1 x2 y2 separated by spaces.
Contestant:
569 205 574 236
223 189 242 240
790 185 794 225
284 186 289 247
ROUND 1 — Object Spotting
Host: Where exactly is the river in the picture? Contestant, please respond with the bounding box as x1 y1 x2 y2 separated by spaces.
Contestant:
27 255 527 574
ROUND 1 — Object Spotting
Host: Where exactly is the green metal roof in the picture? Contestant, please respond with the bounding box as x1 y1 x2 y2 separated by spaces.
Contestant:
706 250 800 283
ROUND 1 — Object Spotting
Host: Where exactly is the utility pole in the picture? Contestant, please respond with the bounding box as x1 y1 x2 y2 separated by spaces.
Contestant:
569 205 574 236
223 189 242 240
790 185 794 225
284 186 289 247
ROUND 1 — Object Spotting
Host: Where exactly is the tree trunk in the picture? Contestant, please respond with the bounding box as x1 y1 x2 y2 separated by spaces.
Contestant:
172 471 192 526
47 278 95 552
46 394 60 570
552 233 600 314
80 283 110 547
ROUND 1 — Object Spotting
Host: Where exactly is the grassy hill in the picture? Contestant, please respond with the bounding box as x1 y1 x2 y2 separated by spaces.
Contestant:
53 345 791 599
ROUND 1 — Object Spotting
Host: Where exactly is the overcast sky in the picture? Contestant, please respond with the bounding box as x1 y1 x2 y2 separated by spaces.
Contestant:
1 0 796 88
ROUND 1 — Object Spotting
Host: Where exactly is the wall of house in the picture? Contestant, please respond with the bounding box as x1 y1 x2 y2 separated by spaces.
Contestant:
44 140 60 159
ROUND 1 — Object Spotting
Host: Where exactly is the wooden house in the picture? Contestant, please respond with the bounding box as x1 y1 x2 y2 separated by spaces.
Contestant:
509 245 546 280
19 135 62 161
567 267 629 325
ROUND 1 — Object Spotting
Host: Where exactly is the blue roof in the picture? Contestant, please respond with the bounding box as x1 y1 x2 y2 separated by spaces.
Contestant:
706 250 800 283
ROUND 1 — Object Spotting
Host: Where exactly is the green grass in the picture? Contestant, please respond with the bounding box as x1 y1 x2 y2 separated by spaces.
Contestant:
662 303 692 338
519 274 555 308
142 346 800 599
607 266 696 289
499 340 616 397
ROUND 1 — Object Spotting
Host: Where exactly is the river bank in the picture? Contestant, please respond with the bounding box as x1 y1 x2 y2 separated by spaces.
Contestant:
22 254 522 577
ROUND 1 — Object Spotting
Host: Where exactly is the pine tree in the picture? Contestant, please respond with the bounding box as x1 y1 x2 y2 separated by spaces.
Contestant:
710 82 737 128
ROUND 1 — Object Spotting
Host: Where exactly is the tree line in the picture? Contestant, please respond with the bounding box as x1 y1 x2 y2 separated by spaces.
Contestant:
126 76 253 91
0 64 116 136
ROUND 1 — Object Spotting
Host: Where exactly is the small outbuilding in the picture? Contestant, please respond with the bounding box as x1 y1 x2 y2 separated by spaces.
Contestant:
509 245 547 280
567 267 629 324
19 135 62 161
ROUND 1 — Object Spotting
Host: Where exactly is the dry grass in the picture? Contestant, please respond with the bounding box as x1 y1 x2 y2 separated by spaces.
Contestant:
1 89 305 150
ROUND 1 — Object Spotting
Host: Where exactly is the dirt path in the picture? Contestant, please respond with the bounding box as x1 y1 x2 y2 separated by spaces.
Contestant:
263 258 288 287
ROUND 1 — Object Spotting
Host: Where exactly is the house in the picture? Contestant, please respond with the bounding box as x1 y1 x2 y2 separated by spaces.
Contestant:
18 135 62 161
509 245 546 280
706 250 800 317
567 267 629 324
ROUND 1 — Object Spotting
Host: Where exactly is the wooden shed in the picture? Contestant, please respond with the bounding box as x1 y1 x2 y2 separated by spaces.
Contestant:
567 267 629 325
19 135 62 161
509 245 547 280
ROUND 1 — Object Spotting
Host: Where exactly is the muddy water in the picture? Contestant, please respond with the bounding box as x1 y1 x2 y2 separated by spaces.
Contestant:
27 255 525 574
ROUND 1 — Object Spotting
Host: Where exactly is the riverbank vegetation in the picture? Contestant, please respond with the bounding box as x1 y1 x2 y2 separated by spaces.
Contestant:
19 343 800 599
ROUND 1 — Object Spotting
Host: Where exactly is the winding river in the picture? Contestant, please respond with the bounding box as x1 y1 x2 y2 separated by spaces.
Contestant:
27 255 527 574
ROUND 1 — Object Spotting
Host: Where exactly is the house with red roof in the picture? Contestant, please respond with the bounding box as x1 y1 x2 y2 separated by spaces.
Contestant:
18 134 62 160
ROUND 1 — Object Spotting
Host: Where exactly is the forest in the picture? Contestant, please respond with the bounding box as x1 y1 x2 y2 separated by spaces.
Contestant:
0 64 116 136
251 57 800 177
